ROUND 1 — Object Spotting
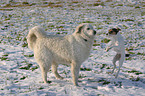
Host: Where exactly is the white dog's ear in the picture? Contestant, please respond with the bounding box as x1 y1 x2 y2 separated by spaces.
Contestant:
75 24 85 34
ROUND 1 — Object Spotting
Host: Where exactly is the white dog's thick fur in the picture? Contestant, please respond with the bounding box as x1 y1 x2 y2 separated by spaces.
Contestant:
106 28 125 78
27 23 96 86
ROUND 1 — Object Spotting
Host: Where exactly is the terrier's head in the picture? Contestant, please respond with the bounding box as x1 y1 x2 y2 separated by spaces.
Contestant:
106 28 121 37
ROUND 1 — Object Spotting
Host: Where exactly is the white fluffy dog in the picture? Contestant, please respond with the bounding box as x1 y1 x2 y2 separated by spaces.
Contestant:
27 23 96 86
106 28 125 78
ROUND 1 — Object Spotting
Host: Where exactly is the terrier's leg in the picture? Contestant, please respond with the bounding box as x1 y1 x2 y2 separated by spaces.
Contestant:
115 54 124 78
112 54 121 74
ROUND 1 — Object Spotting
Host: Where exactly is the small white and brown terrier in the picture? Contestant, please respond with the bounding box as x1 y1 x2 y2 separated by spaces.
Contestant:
106 28 125 78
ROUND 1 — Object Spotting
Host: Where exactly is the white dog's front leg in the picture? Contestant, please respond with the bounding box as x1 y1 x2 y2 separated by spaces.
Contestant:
71 62 80 86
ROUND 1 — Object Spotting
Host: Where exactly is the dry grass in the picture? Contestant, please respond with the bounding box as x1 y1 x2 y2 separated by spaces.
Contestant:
2 1 63 8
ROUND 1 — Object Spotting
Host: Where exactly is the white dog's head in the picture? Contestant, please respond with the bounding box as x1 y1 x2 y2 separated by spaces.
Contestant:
106 28 121 38
74 23 96 42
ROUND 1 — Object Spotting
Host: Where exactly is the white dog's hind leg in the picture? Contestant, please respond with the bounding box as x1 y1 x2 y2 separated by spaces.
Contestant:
35 53 52 83
52 62 63 80
71 61 81 86
39 64 50 83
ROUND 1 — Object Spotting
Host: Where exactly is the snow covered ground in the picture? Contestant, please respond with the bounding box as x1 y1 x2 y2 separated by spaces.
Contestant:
0 0 145 96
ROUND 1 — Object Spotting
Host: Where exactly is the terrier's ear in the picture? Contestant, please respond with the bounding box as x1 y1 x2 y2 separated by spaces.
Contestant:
117 28 121 32
75 24 85 33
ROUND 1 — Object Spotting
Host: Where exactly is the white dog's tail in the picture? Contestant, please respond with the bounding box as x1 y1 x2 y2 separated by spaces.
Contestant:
27 26 47 50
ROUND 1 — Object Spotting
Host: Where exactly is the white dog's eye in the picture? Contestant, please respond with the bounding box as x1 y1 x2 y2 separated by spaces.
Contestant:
87 28 90 30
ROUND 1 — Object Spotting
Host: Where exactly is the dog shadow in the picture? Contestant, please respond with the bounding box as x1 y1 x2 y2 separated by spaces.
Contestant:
80 73 145 92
